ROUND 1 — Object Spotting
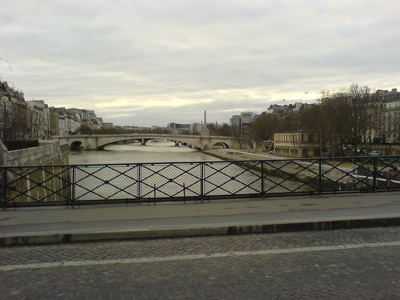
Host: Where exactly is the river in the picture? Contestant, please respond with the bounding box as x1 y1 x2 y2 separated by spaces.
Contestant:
68 142 306 201
69 141 221 165
67 141 310 201
67 141 269 201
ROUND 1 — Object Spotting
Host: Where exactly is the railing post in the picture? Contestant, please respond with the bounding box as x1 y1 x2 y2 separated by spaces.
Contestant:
71 166 76 207
183 182 186 204
2 168 7 209
137 164 141 204
261 161 265 196
373 158 377 192
200 162 204 199
318 159 322 194
153 184 156 204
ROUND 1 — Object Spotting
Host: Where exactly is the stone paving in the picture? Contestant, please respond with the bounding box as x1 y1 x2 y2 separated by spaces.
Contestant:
1 227 400 299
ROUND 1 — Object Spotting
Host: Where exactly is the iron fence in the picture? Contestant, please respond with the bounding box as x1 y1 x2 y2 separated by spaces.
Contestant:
1 156 400 207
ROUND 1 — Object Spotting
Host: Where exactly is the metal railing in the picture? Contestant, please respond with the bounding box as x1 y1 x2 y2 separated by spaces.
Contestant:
1 156 400 207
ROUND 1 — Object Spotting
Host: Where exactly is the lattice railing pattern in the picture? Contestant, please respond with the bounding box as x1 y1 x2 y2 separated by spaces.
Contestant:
1 156 399 206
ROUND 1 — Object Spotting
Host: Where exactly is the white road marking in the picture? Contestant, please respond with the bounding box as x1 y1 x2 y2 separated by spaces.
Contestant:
1 241 400 271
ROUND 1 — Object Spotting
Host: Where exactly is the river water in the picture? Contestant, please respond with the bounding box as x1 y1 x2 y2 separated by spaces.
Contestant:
67 141 270 201
69 141 220 165
67 141 305 201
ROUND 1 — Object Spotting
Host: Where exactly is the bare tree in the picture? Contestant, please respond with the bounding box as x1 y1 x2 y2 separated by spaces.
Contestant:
320 84 379 155
0 101 27 140
250 113 281 142
297 104 320 131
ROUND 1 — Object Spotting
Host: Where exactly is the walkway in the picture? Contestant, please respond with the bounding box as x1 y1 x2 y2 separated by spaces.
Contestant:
1 191 400 246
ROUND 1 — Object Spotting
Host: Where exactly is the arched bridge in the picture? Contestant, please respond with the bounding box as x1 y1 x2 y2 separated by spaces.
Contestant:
55 134 240 150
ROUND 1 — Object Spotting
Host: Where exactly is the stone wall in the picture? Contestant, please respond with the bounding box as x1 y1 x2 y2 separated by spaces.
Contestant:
1 140 70 206
374 145 400 156
0 140 69 167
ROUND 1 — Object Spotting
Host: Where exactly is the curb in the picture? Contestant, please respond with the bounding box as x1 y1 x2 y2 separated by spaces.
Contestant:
2 217 400 246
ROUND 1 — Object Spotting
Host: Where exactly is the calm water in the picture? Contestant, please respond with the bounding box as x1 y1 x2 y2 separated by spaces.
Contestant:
69 141 221 165
68 142 302 201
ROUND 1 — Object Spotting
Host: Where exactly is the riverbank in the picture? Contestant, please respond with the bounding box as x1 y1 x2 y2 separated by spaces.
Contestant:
203 149 287 161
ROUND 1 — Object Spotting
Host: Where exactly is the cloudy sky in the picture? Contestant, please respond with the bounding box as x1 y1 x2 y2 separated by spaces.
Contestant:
1 0 399 127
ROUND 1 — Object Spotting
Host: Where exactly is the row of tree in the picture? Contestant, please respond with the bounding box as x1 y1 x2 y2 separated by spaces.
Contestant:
250 84 381 155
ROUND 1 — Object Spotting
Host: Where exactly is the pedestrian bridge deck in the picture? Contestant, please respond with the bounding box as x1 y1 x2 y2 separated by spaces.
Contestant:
2 192 400 246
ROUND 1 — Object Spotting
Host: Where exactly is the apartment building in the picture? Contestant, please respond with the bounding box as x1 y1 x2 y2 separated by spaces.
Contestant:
380 88 400 143
26 100 51 138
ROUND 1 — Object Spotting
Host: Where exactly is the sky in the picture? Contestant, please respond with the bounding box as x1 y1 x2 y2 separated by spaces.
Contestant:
1 0 399 127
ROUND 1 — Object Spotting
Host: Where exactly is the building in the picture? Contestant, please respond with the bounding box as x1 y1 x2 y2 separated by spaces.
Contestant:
267 104 290 114
66 108 91 122
168 123 191 134
66 113 81 134
230 115 241 128
66 108 102 131
50 107 68 136
1 81 112 139
266 102 313 115
379 88 400 143
190 122 203 135
0 81 28 140
26 100 51 139
274 132 320 158
103 123 114 129
240 111 256 128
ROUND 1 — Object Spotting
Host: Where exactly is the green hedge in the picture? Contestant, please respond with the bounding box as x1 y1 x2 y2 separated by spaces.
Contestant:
3 140 40 151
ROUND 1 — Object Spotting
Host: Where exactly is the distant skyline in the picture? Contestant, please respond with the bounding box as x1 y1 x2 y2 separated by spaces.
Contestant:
1 0 399 126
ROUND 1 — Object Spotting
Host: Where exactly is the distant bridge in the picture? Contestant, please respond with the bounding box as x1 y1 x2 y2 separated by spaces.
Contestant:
55 134 240 150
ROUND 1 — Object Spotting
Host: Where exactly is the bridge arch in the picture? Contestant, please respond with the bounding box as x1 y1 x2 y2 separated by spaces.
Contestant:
211 142 230 149
98 138 145 149
70 141 82 150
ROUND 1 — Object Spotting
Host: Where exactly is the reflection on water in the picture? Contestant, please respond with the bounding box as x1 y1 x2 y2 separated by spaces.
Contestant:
69 141 220 165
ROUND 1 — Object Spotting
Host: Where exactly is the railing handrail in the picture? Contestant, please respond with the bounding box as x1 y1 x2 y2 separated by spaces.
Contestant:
2 154 400 169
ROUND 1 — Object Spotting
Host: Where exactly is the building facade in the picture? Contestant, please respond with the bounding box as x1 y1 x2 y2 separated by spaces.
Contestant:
380 88 400 143
0 80 107 140
274 132 320 158
26 100 51 139
0 81 28 140
230 115 241 129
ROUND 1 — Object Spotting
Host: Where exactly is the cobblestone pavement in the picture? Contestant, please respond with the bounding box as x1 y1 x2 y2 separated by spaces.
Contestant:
1 227 400 299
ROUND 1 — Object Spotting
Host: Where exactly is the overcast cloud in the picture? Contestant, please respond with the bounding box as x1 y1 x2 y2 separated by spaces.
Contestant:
1 0 399 126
